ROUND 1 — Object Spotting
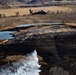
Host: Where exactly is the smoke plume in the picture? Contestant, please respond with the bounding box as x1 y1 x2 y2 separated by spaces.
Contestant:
0 50 41 75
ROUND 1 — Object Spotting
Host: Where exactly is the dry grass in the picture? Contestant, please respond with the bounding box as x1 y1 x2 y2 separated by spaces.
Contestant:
64 23 76 27
0 40 4 44
0 12 76 31
0 6 72 16
0 40 8 44
0 16 44 30
0 5 76 30
0 55 44 65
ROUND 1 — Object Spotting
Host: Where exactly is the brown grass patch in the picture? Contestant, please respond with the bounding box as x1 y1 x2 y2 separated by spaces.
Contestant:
64 23 76 27
0 40 8 44
0 6 72 16
0 40 4 44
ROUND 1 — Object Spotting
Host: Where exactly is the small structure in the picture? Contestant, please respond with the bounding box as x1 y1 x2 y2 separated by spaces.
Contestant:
29 9 47 15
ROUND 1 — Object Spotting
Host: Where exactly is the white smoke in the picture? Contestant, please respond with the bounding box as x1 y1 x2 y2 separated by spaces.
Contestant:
0 50 41 75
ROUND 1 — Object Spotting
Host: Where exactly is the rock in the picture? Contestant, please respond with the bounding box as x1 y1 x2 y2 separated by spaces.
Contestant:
49 66 69 75
0 24 76 62
0 24 76 74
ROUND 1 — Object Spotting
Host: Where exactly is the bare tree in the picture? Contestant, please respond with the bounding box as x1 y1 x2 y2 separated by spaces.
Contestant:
57 10 60 14
15 12 20 17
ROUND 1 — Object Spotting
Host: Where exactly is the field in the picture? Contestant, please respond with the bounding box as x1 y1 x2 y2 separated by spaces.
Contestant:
0 5 76 30
0 5 76 75
0 6 72 16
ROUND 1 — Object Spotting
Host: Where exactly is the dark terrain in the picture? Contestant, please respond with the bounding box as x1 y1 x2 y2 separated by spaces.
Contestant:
0 24 76 75
0 0 54 8
0 0 76 8
0 1 76 74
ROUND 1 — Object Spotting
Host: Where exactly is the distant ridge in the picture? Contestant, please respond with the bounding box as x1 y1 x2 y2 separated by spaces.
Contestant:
0 0 76 8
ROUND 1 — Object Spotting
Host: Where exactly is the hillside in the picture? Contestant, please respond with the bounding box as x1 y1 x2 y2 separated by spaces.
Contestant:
0 0 30 7
0 0 44 7
0 0 76 8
